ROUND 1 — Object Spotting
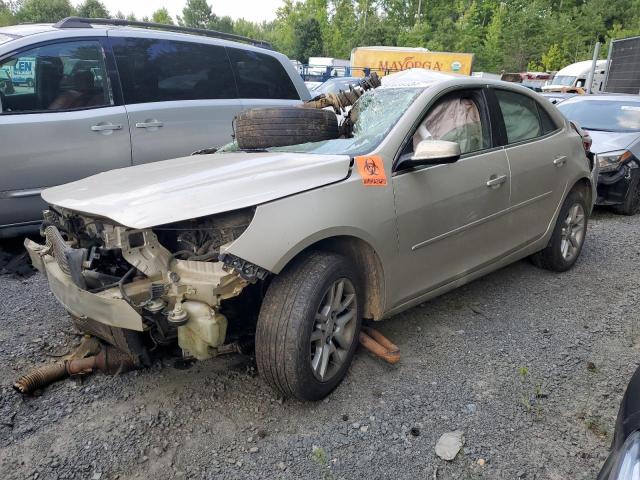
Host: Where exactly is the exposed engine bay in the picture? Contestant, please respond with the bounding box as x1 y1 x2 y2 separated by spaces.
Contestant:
26 207 268 363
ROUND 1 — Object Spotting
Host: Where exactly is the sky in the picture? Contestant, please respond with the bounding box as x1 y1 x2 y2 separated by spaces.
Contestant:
72 0 285 24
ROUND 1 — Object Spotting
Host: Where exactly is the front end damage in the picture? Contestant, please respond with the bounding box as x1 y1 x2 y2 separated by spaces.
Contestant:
25 207 267 363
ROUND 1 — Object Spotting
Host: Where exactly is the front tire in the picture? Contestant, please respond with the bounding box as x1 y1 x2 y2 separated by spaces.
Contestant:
612 170 640 216
255 251 362 401
530 189 588 272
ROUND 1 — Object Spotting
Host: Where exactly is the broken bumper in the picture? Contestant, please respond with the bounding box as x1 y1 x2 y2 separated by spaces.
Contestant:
25 238 144 332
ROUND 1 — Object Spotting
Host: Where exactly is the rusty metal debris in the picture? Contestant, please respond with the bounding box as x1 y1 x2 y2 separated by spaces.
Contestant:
359 326 400 364
13 340 139 394
302 72 381 113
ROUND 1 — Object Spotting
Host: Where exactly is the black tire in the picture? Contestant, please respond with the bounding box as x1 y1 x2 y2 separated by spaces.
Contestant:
611 170 640 216
255 251 362 401
26 79 34 88
235 107 339 150
530 189 588 272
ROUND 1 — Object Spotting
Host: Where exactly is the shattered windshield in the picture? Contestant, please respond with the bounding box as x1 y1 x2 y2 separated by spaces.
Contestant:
220 87 422 157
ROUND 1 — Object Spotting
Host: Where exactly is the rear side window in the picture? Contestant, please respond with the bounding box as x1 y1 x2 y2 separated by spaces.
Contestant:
111 37 237 104
537 105 559 134
227 48 299 100
495 90 544 143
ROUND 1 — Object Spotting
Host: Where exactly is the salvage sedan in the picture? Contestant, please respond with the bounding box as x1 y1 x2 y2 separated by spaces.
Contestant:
26 77 596 400
558 95 640 215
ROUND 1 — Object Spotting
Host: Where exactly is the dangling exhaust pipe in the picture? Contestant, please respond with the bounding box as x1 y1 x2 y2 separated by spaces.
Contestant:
359 327 400 364
13 345 139 394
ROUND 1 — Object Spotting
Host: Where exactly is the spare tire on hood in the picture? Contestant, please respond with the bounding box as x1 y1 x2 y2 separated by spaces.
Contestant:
235 106 339 150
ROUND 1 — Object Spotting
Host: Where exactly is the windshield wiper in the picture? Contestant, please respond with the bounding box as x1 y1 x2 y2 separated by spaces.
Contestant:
582 127 613 132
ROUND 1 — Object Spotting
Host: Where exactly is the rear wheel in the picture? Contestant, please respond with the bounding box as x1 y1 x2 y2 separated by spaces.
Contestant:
530 189 588 272
612 170 640 216
255 251 361 401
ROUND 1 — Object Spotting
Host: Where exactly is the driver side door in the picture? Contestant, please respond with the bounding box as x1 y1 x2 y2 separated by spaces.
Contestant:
391 87 512 306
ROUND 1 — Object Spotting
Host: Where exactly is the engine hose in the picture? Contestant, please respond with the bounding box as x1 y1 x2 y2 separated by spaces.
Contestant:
118 267 151 308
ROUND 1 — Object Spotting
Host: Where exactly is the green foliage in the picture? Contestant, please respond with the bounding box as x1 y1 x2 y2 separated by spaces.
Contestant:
16 0 74 23
180 0 212 28
151 7 174 25
293 17 324 63
0 1 15 26
76 0 108 19
4 0 640 72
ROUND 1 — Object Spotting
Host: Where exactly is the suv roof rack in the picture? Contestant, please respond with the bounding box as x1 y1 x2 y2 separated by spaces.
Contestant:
53 17 272 49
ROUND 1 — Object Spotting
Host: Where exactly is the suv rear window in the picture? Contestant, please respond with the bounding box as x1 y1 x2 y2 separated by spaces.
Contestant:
227 48 299 100
111 37 237 104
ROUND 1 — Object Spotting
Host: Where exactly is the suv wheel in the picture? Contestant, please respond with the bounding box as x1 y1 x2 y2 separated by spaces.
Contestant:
612 170 640 216
255 251 361 401
530 189 588 272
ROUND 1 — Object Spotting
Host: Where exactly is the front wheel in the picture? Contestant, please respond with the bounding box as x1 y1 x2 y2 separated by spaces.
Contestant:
612 170 640 216
255 251 362 401
530 189 588 272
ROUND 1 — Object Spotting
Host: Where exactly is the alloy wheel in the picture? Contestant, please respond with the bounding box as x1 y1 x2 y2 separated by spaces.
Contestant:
310 278 357 382
560 203 586 261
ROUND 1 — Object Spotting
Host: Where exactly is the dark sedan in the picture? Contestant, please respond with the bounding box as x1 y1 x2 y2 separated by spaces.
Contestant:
558 95 640 215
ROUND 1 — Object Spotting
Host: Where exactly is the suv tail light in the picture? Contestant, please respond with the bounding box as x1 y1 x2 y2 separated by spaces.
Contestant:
570 121 594 170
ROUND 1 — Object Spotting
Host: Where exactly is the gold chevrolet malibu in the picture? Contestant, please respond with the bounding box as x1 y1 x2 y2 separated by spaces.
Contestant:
26 75 597 400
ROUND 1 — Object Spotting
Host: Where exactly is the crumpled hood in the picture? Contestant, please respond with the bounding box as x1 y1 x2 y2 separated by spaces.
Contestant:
42 151 351 228
587 130 640 154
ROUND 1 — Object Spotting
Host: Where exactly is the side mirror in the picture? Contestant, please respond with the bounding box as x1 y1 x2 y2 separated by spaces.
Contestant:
402 140 461 169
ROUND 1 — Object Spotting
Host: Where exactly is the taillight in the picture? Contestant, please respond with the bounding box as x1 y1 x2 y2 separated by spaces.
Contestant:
570 121 592 155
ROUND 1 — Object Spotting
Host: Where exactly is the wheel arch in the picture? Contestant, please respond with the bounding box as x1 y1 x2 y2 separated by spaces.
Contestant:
280 234 386 321
569 176 594 214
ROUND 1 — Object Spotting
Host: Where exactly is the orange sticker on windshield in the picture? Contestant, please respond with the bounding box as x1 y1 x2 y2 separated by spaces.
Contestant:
355 155 387 186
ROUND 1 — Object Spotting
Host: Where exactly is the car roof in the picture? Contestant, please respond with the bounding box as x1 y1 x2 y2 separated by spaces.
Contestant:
0 22 273 53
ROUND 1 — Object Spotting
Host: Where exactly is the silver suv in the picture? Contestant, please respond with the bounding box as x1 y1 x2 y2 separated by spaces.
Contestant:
0 17 310 237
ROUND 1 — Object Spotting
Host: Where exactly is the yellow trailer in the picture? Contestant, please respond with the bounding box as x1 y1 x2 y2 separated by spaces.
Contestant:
350 46 474 77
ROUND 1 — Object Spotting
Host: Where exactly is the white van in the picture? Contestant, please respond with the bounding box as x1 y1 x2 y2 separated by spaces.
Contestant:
542 60 608 93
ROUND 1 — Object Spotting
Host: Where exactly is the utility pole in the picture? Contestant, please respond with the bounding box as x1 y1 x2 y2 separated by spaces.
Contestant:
585 41 601 94
417 0 422 23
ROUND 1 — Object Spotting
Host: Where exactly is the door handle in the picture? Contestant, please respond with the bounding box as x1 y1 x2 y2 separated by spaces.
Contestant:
553 156 567 167
91 123 122 132
486 174 507 188
135 121 164 128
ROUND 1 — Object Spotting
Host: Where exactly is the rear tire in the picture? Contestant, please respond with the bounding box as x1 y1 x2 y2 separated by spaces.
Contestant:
530 189 588 272
235 107 339 150
611 170 640 216
255 251 361 401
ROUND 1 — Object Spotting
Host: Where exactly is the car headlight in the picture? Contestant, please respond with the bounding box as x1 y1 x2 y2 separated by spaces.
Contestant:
608 430 640 480
597 150 634 173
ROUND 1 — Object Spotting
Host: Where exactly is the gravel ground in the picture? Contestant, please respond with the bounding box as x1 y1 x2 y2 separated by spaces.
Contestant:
0 208 638 480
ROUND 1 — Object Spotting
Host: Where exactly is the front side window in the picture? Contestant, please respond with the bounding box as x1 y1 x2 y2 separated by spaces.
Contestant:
227 48 299 100
495 90 543 143
111 37 237 104
0 40 111 113
413 90 491 155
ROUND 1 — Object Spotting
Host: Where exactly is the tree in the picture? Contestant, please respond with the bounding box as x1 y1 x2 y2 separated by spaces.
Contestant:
125 12 137 21
0 1 15 26
181 0 212 28
76 0 108 18
292 17 324 63
17 0 74 23
114 10 125 19
151 7 174 25
541 43 566 71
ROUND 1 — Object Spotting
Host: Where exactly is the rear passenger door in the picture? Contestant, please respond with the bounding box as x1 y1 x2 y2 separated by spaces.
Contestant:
109 34 243 164
489 88 566 246
226 47 303 110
